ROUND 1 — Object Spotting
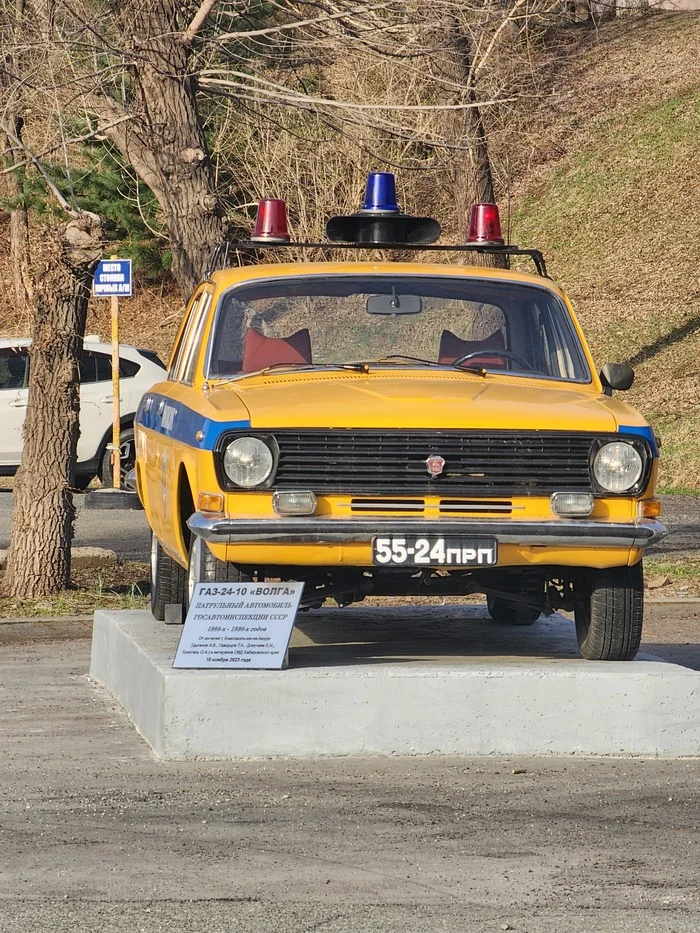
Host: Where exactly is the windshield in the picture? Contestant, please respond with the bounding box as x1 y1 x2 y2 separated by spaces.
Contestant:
208 275 589 382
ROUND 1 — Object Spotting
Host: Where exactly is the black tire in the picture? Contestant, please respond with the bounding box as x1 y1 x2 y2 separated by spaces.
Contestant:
72 473 94 491
487 594 540 626
100 427 136 488
186 535 251 611
150 533 186 621
574 563 644 661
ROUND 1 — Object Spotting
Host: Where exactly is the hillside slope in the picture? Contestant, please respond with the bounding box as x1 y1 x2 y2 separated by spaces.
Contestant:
511 12 700 488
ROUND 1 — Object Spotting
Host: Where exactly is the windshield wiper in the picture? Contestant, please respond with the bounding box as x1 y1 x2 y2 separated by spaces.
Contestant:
350 355 488 377
209 361 367 387
449 360 488 377
346 355 441 369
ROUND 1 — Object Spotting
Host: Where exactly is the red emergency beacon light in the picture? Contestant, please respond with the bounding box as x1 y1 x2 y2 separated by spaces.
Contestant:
251 198 291 243
467 203 505 246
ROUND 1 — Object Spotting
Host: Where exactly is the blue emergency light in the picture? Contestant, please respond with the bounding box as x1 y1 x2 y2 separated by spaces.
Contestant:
326 171 441 245
360 172 401 213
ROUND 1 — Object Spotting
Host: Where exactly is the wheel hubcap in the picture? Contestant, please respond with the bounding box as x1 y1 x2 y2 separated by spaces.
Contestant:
150 535 159 588
188 536 203 605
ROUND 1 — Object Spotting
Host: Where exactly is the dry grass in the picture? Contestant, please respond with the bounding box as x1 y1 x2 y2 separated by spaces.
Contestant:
0 560 149 618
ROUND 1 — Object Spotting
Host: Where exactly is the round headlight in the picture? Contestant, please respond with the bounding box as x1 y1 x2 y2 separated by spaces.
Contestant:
593 441 643 493
223 437 274 487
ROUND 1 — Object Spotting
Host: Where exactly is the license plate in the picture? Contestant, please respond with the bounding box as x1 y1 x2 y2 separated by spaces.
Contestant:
372 536 497 567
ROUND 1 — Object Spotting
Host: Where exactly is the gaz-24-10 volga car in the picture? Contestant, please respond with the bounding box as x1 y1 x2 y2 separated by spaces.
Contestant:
135 173 666 661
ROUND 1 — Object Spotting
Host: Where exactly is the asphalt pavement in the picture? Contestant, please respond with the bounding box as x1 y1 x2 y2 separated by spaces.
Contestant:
0 487 151 560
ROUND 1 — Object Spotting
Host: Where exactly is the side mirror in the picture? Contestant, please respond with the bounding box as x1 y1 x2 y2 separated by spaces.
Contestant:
600 362 635 395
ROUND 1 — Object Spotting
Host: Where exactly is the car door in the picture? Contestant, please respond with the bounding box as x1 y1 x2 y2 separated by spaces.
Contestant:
0 348 29 466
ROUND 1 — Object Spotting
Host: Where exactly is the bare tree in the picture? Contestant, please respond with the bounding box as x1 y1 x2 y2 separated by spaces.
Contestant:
1 1 103 598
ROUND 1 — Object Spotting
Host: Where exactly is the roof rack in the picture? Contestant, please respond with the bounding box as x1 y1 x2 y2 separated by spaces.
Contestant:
205 241 548 279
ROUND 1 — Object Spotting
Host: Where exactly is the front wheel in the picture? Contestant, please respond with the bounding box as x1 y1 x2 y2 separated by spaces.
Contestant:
186 535 251 611
487 594 540 626
574 563 644 661
150 534 186 621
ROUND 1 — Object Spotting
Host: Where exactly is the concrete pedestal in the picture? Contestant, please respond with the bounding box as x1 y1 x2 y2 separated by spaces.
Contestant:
90 607 700 760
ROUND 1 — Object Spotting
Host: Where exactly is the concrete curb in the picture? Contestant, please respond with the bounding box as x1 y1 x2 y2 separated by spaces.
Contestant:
83 489 142 510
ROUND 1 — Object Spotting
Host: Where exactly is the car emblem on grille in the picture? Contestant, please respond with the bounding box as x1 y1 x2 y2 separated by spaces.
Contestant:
425 454 446 477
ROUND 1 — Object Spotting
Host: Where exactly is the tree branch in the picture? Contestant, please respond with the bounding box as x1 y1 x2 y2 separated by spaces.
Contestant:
181 0 218 46
0 115 133 175
0 118 77 216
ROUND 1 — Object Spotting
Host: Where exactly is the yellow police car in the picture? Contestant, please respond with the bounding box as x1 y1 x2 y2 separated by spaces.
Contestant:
135 173 665 661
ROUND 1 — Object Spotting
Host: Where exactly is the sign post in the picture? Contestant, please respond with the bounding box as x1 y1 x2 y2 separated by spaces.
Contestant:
110 285 120 488
93 257 133 488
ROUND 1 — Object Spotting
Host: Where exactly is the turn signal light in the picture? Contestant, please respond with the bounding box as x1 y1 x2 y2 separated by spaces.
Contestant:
198 492 224 513
640 498 662 518
273 490 317 516
551 492 594 517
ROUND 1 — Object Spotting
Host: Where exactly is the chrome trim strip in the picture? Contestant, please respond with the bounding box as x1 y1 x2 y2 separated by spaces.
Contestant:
188 514 666 549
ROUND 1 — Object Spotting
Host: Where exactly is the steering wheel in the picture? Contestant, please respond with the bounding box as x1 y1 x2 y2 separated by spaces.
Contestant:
452 349 537 372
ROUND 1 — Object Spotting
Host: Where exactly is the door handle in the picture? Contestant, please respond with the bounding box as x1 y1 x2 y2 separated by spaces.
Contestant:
100 396 123 403
9 399 27 408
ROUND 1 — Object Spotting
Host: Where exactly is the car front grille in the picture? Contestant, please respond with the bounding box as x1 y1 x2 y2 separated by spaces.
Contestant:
264 430 597 496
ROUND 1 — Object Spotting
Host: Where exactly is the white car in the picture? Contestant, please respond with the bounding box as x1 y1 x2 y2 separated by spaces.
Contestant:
0 335 166 489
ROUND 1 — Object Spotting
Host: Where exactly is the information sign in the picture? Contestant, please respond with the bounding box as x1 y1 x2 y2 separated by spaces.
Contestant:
93 259 133 297
173 581 304 670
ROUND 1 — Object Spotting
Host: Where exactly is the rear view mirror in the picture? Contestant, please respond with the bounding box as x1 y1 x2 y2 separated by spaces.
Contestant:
366 293 422 315
600 362 635 394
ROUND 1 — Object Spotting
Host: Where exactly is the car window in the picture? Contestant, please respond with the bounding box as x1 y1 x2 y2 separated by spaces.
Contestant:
0 348 28 390
95 354 112 383
180 293 212 385
119 358 140 379
169 290 205 381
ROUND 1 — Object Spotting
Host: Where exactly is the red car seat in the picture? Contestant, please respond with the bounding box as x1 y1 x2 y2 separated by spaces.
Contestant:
241 327 312 373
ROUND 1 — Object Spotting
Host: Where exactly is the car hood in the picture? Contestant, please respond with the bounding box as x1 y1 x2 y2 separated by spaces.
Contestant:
206 371 643 433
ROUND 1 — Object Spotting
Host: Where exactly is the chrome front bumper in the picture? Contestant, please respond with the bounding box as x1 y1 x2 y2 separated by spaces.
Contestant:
188 514 667 550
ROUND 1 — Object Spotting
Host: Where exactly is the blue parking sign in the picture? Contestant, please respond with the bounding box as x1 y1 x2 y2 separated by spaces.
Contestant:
93 259 133 297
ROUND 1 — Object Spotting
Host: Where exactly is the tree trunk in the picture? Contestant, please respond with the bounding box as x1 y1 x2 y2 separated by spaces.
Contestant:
4 214 103 598
104 0 225 299
447 19 508 269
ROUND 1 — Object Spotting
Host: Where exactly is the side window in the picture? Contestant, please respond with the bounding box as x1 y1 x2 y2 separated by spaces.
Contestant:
0 348 28 390
79 351 97 383
180 294 212 385
119 358 140 379
94 353 113 383
169 290 204 381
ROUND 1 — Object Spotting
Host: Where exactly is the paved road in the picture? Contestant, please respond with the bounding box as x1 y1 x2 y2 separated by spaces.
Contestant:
0 488 151 559
2 619 700 933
